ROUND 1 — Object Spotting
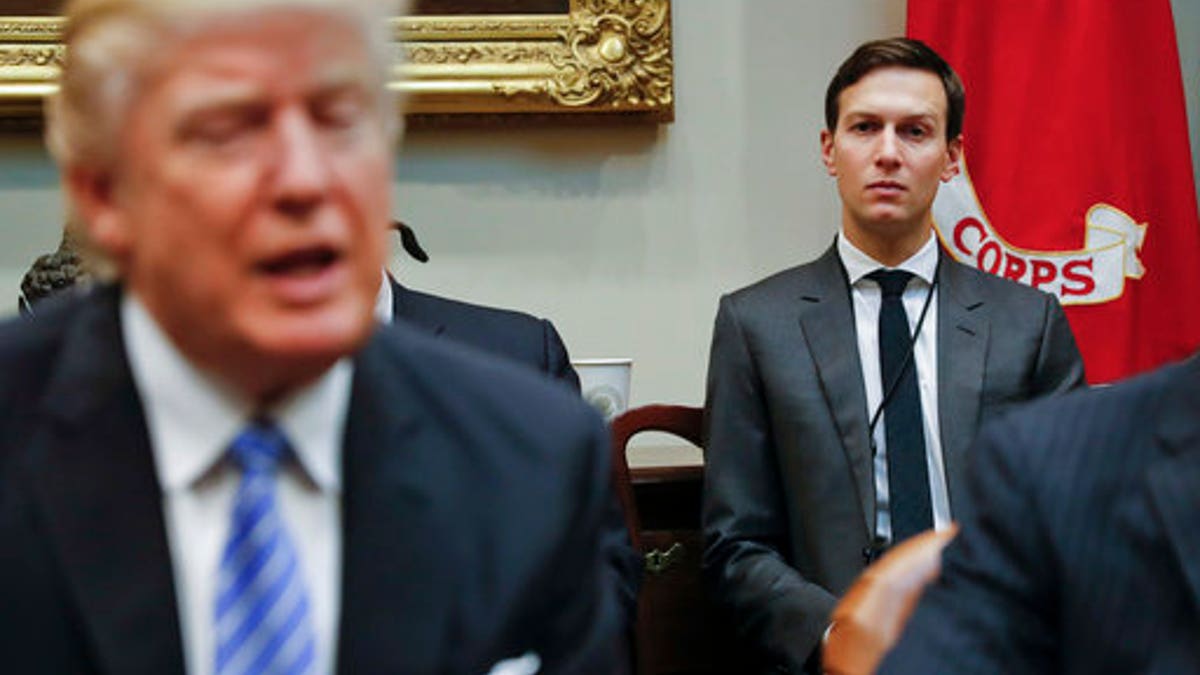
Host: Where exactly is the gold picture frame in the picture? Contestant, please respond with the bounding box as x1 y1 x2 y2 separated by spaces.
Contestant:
0 0 673 124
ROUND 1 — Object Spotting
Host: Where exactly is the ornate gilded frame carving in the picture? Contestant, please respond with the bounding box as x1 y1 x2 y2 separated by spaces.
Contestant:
0 0 673 123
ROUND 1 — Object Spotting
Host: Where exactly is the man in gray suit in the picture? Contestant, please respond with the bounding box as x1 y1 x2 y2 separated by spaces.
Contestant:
701 38 1085 673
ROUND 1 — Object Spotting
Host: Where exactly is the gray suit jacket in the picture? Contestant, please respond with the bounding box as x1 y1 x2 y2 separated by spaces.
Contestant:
702 243 1085 672
881 353 1200 674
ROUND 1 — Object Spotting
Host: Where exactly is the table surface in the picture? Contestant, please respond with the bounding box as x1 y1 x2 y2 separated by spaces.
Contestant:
626 444 703 469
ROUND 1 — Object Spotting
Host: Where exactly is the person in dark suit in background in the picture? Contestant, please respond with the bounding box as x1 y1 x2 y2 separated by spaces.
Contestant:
879 353 1200 674
702 38 1085 673
0 1 619 673
381 223 642 665
381 222 580 391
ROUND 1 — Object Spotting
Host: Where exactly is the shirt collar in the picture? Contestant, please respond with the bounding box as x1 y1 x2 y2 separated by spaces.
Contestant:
121 292 349 495
375 271 394 325
837 230 939 287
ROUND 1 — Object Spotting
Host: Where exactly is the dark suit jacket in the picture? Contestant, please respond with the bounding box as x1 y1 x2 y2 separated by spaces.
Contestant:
0 286 619 674
391 277 580 391
881 354 1200 674
702 243 1085 672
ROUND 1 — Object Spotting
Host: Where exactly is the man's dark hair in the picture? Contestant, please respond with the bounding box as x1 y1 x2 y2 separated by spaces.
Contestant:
824 37 965 141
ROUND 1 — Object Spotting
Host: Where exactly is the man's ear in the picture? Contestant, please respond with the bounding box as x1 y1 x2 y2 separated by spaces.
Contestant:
820 128 837 176
64 165 132 259
941 135 963 182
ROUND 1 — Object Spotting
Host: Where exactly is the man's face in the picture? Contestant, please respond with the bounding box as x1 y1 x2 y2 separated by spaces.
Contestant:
74 9 392 400
820 66 961 252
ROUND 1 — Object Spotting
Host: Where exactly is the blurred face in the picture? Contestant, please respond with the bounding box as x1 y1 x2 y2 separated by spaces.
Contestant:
821 66 961 263
70 9 393 402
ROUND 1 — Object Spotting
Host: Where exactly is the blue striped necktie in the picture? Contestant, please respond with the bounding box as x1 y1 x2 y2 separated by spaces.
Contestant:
215 421 317 675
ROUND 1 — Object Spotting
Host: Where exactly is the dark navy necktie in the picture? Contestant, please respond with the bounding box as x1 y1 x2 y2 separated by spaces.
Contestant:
868 269 933 544
215 421 317 675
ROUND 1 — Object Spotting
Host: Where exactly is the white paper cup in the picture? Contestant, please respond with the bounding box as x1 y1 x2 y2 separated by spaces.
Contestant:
572 358 632 422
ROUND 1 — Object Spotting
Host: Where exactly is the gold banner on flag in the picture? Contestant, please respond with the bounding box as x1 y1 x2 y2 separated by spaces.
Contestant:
933 163 1146 306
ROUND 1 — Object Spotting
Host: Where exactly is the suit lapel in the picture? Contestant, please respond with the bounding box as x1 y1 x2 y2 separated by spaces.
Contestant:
936 260 988 513
335 332 456 673
796 246 875 533
31 287 185 673
1146 356 1200 611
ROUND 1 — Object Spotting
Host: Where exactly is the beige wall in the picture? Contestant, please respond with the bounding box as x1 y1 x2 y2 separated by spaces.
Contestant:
0 0 1196 413
393 0 906 410
392 0 1200 410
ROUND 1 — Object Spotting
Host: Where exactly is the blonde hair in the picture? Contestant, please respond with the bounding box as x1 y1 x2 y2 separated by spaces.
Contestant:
46 0 407 171
46 0 408 277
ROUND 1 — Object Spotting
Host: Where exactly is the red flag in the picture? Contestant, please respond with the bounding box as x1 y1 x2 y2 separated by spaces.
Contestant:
909 0 1200 383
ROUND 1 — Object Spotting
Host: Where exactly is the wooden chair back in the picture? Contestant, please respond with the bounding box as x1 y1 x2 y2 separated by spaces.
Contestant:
610 405 736 674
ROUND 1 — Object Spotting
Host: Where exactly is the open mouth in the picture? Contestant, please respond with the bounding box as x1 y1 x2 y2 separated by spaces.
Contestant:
259 246 340 277
255 245 347 304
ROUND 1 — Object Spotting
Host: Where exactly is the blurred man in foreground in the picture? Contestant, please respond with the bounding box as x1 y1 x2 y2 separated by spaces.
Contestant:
879 353 1200 673
0 1 618 672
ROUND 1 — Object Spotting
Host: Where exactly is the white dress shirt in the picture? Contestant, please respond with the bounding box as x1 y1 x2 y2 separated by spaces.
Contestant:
836 232 953 541
122 294 349 675
374 272 394 325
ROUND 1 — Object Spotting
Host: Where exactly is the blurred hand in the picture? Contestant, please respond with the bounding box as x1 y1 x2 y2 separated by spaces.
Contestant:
822 526 958 675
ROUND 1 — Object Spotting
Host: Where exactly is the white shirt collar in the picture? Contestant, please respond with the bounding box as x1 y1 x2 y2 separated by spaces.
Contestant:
837 230 940 287
121 292 349 494
375 271 394 325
